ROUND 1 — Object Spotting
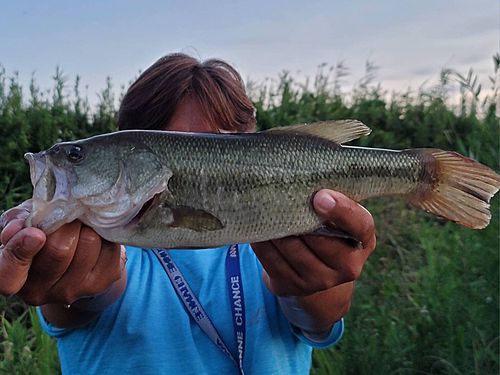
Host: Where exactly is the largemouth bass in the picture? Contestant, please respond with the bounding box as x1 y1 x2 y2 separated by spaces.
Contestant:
22 120 500 248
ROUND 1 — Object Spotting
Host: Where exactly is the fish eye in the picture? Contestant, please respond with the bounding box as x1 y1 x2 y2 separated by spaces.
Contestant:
66 145 85 163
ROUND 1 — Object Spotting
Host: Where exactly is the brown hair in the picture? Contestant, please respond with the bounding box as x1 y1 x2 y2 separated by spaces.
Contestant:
117 53 256 132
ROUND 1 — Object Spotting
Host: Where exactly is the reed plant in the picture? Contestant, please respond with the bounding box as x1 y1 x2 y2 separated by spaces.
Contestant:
0 56 498 374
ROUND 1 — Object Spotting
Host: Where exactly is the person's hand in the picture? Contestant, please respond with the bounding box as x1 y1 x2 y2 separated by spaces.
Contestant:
0 200 126 310
252 189 376 330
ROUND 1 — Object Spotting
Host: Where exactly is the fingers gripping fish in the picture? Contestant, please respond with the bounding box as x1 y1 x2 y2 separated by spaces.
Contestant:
20 120 500 249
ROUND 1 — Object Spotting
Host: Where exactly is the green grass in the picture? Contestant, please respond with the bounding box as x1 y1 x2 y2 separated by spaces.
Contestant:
311 197 499 375
0 56 498 374
0 308 60 375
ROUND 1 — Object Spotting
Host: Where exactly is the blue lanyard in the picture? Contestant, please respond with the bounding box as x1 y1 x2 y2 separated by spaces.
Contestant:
226 245 246 371
152 245 246 375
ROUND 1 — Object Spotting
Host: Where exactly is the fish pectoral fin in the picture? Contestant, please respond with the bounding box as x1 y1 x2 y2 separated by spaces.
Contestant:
169 205 224 232
261 120 371 144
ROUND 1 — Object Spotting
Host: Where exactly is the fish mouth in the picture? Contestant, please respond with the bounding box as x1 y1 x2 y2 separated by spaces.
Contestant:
25 152 56 201
24 152 82 233
24 151 170 236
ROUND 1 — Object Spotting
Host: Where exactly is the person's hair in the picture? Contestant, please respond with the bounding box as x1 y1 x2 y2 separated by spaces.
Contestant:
117 53 256 132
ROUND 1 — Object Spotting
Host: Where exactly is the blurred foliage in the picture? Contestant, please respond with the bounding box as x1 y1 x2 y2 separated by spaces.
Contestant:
252 56 499 169
0 55 499 374
311 197 499 375
0 308 59 375
0 66 117 211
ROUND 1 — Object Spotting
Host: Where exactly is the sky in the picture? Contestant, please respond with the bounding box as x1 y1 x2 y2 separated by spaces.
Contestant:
0 0 498 106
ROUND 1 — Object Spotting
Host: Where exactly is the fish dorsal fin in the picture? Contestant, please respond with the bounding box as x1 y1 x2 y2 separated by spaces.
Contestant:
262 120 371 144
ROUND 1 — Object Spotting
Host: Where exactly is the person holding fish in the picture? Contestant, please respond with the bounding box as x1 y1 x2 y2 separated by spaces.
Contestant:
0 53 498 375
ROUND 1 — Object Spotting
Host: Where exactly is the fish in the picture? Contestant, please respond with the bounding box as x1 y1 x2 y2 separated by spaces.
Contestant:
20 120 500 249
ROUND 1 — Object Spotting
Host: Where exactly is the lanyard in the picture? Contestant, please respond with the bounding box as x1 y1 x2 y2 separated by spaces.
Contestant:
226 244 246 372
152 245 246 375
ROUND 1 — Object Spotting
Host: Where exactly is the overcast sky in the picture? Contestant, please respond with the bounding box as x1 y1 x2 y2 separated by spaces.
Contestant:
1 0 498 105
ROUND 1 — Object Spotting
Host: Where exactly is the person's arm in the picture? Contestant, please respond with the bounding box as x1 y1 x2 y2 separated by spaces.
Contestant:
0 200 127 329
252 190 376 336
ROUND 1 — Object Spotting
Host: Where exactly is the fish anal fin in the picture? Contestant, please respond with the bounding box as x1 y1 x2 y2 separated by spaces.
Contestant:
310 224 362 248
262 120 371 144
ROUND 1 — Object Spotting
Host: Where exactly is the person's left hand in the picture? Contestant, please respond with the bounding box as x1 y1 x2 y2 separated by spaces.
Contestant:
251 189 376 329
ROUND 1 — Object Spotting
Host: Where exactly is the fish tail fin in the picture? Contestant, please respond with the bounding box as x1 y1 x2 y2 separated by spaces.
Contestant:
407 149 500 229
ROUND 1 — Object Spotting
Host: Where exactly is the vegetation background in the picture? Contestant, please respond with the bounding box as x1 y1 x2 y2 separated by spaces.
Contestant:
0 56 498 375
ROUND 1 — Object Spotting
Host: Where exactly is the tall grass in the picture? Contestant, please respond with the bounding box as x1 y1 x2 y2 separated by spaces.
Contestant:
253 55 499 375
311 197 499 375
0 308 59 374
0 56 498 374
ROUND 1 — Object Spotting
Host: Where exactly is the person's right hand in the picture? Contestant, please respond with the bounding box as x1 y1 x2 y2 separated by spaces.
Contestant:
0 200 126 308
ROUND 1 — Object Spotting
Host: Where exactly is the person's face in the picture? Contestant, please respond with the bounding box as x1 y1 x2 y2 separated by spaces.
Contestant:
166 97 215 133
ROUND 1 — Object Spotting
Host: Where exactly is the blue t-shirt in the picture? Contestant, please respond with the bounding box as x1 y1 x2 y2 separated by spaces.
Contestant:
38 244 343 374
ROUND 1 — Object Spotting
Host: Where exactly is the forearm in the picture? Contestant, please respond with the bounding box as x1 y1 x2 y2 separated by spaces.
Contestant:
279 281 354 334
40 273 127 329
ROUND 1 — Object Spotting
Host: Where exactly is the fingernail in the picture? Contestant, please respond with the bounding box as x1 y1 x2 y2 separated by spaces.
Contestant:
316 193 336 213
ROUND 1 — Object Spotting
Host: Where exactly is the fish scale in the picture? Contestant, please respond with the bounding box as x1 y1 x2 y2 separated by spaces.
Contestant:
119 133 426 247
20 120 500 249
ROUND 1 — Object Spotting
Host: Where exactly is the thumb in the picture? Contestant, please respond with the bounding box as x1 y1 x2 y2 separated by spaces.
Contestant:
0 228 46 295
313 190 341 218
312 189 375 248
